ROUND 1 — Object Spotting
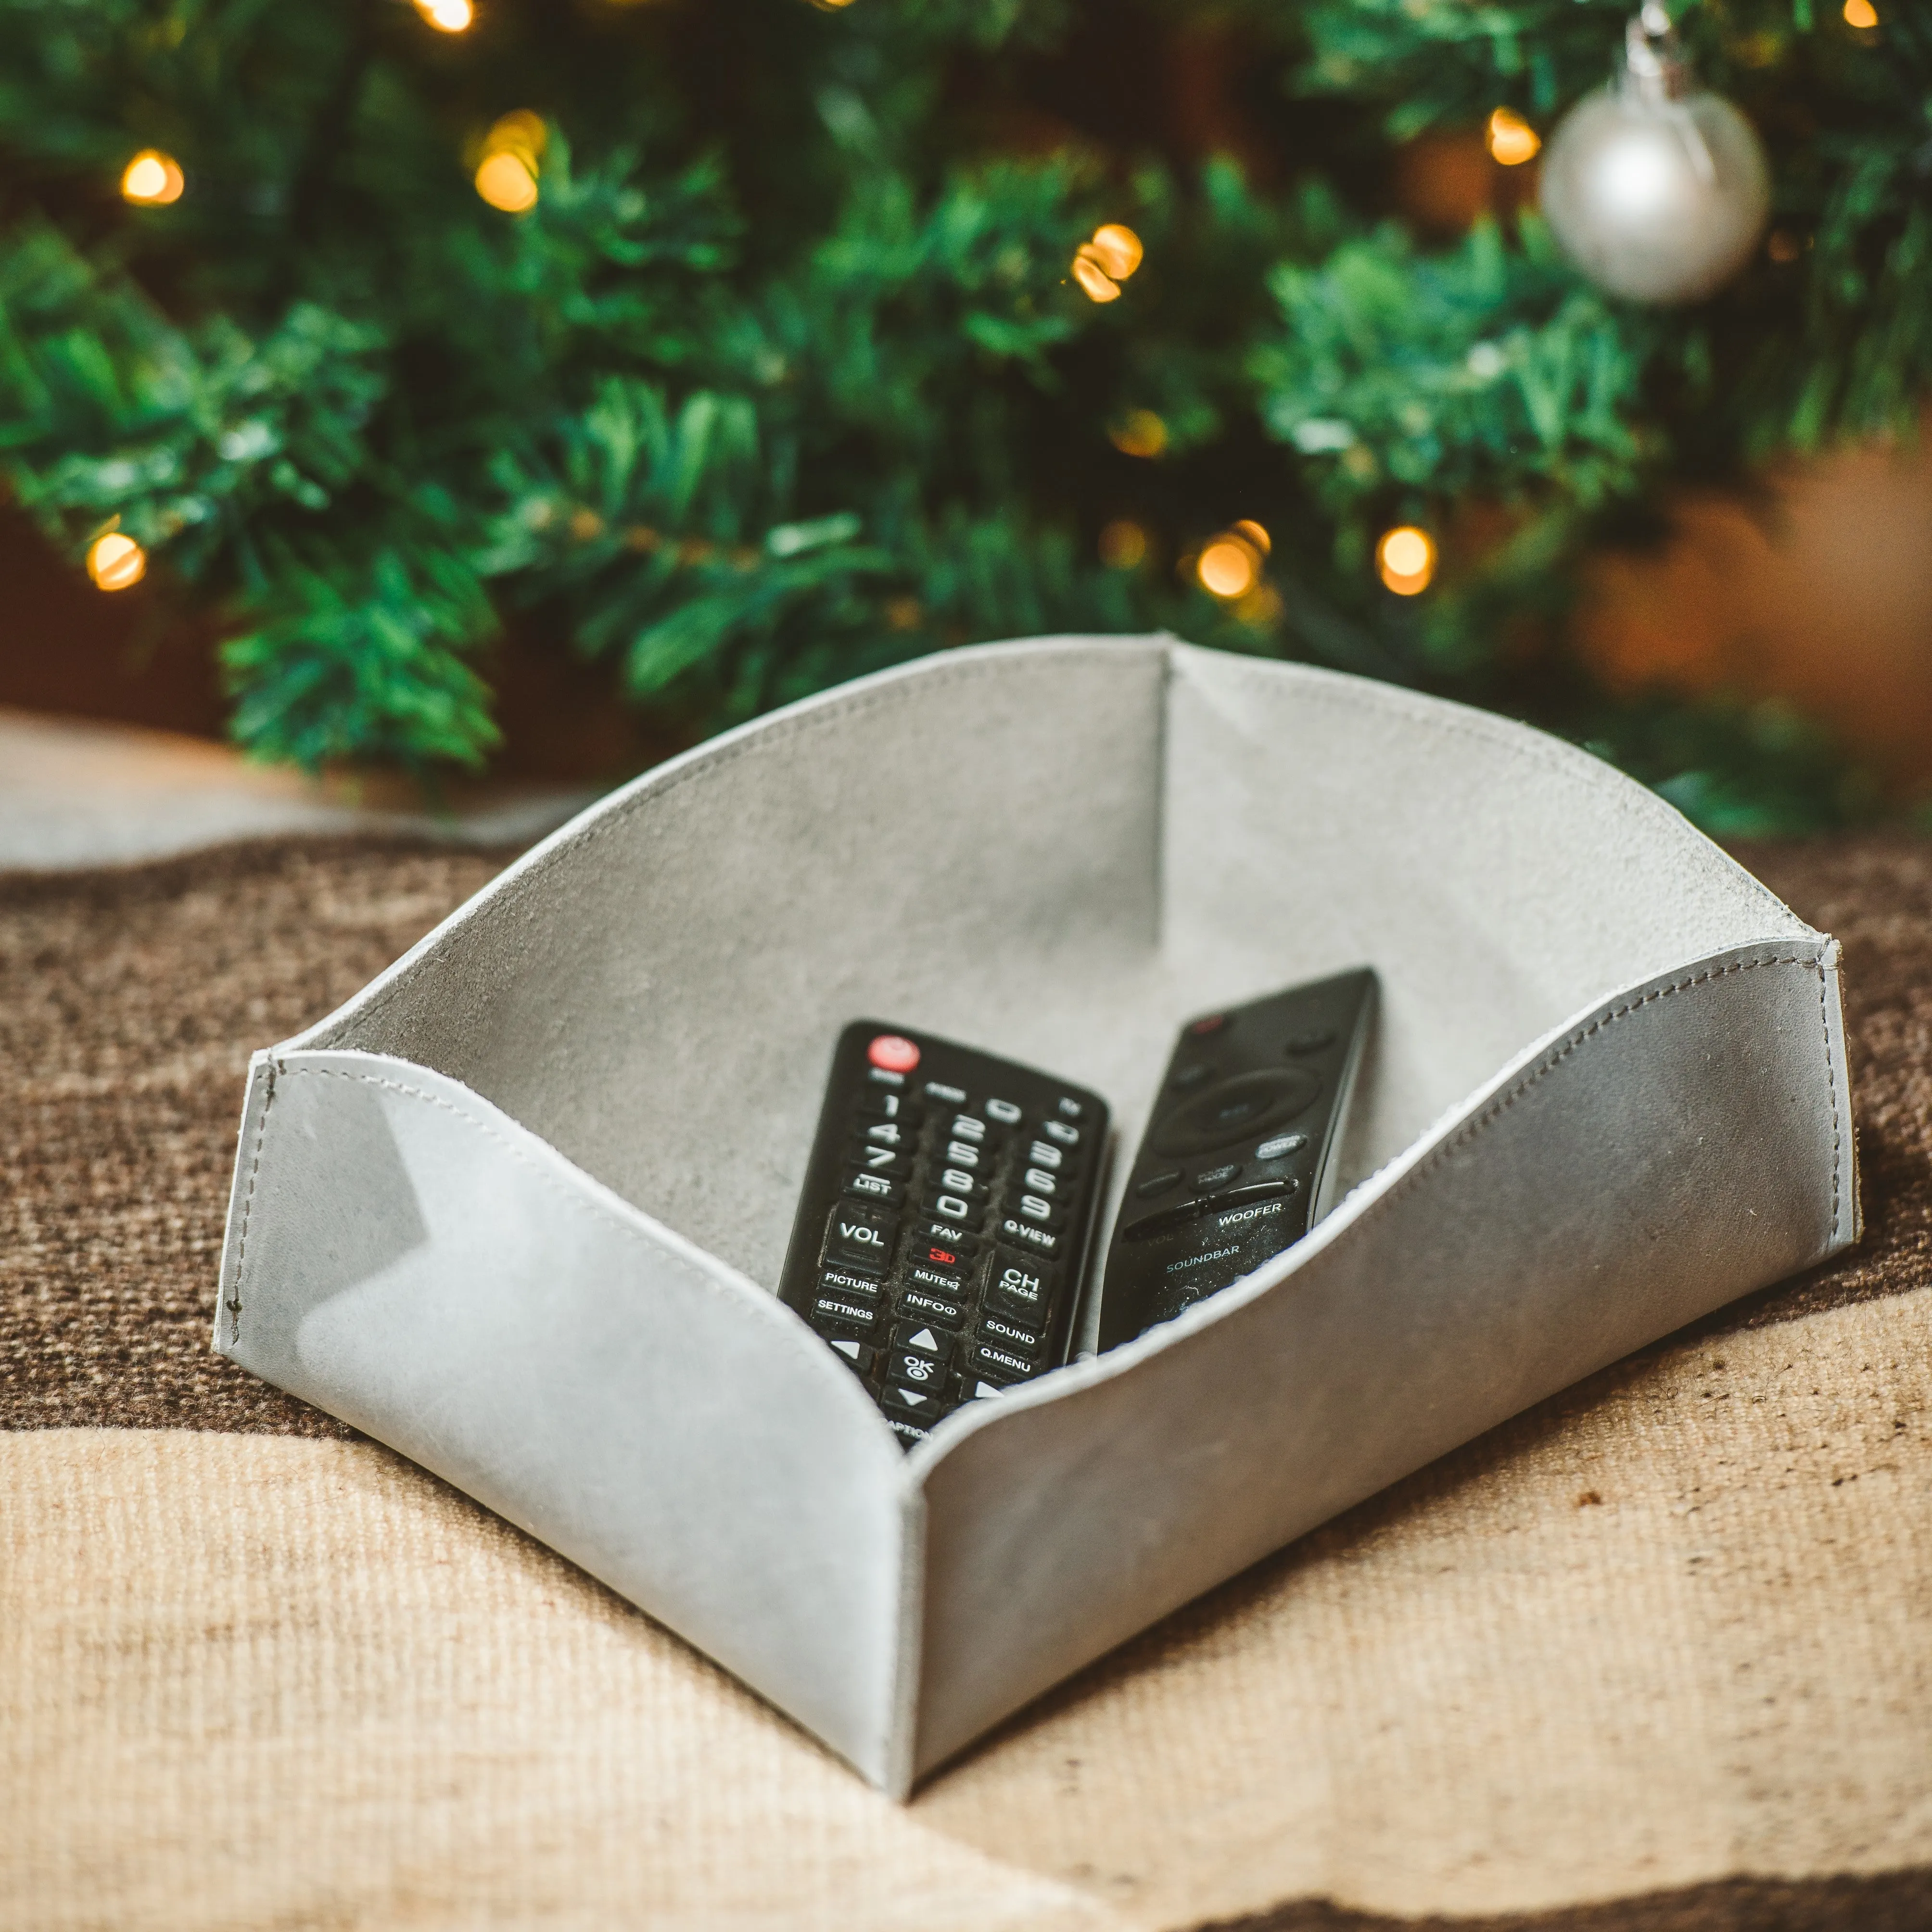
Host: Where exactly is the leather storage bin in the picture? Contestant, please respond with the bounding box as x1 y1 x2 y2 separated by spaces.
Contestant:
214 636 1858 1795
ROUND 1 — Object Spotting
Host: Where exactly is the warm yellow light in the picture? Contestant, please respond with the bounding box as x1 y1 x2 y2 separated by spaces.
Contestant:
1843 0 1878 25
1377 525 1436 595
1088 224 1144 280
1098 519 1148 569
1108 410 1168 459
415 0 474 30
1197 537 1259 600
485 110 548 166
476 151 538 212
1072 248 1121 303
1232 518 1271 557
120 149 184 206
1486 107 1541 167
87 532 147 592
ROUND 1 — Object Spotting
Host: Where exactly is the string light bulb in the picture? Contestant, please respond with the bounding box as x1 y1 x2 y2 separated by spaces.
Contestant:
1088 224 1143 280
1486 108 1541 167
1232 519 1271 556
1196 532 1261 600
87 531 147 592
120 150 185 206
1071 223 1144 302
1377 525 1436 596
1072 246 1122 302
1108 410 1168 459
414 0 474 30
1842 0 1878 25
475 111 546 212
1098 520 1149 568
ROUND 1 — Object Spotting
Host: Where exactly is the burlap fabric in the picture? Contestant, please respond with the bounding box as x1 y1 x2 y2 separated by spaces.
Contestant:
2 836 1928 1932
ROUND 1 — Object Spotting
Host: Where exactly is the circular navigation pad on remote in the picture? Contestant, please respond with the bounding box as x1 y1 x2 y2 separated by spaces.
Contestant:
1150 1066 1322 1157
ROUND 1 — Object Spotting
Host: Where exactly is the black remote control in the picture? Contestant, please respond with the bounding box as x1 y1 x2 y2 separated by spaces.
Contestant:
778 1022 1112 1449
1094 969 1376 1352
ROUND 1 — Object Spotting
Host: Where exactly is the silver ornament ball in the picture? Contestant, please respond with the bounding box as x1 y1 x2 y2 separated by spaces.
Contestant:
1540 11 1771 305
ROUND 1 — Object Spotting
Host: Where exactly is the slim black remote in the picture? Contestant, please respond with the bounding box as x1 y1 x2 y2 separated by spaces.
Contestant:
1094 969 1376 1352
778 1022 1112 1449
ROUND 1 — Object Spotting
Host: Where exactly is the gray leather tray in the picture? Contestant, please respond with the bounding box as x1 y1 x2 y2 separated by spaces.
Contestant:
214 637 1857 1794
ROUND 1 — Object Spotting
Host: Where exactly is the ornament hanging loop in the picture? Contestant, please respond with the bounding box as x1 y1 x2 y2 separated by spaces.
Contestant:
1624 5 1691 103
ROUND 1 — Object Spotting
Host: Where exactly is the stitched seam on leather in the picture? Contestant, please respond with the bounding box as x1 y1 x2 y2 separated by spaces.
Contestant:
326 646 1160 1043
226 1059 275 1345
1818 956 1844 1246
266 1062 787 1332
1344 952 1826 1239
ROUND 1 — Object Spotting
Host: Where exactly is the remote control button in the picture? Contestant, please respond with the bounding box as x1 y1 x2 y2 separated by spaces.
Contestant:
1188 1013 1227 1036
985 1258 1054 1324
1134 1170 1182 1199
937 1167 990 1199
826 1202 897 1269
852 1145 910 1177
857 1086 915 1120
985 1098 1022 1125
825 1338 877 1374
1039 1120 1080 1147
865 1066 906 1090
1205 1180 1297 1222
998 1216 1061 1257
891 1320 956 1364
1121 1198 1210 1243
868 1034 921 1074
898 1284 966 1330
953 1376 1011 1404
818 1265 884 1303
943 1139 986 1170
842 1167 905 1205
1191 1163 1243 1193
886 1414 936 1447
812 1291 882 1336
949 1114 987 1144
1255 1132 1309 1161
906 1235 974 1272
924 1080 967 1105
1151 1067 1321 1157
1013 1192 1060 1226
1284 1029 1335 1056
976 1311 1044 1360
880 1381 947 1423
1055 1095 1086 1121
1027 1139 1064 1171
858 1118 914 1149
921 1187 983 1224
968 1338 1042 1384
1021 1166 1060 1196
909 1213 980 1251
903 1258 967 1304
1169 1062 1216 1092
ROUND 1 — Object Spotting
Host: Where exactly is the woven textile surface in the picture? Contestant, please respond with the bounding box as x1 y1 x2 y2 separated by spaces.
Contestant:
2 835 1928 1932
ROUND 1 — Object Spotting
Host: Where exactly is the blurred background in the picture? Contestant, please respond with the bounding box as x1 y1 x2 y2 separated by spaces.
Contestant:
2 0 1927 835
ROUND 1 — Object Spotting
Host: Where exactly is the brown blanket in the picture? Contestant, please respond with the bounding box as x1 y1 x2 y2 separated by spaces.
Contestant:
2 835 1928 1930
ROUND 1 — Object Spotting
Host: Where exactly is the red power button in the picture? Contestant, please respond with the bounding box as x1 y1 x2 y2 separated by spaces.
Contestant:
867 1034 921 1074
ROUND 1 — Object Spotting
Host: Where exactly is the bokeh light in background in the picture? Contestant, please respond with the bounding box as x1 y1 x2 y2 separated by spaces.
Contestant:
120 150 184 205
1377 526 1436 595
1843 0 1878 25
87 532 146 591
1485 109 1540 167
475 112 546 211
1109 410 1168 458
1233 519 1271 556
1197 536 1259 599
414 0 474 31
1072 223 1144 302
1099 520 1149 568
